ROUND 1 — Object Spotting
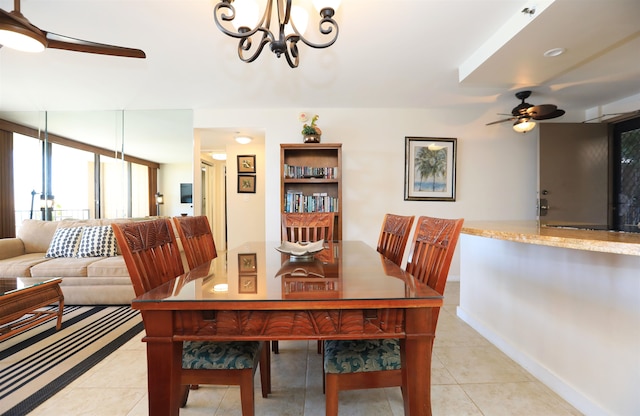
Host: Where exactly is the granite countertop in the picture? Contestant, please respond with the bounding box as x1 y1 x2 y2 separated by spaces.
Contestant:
461 221 640 256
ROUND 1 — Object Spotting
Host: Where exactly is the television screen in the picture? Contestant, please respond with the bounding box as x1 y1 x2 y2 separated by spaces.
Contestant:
180 183 192 204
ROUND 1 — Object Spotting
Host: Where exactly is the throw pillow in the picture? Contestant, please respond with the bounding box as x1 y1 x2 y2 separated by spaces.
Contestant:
76 225 119 258
45 226 83 258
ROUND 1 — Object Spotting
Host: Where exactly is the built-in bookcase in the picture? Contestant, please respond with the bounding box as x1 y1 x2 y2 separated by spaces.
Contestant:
280 143 342 240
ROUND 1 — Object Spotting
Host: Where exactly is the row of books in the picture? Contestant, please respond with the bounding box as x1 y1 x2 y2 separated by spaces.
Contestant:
283 164 338 179
284 191 338 213
283 281 339 293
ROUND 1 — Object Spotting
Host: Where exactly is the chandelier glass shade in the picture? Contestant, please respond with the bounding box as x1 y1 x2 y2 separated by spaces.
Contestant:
213 0 340 68
513 117 536 133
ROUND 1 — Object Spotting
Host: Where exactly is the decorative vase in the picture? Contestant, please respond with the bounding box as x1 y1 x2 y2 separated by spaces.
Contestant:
303 134 321 143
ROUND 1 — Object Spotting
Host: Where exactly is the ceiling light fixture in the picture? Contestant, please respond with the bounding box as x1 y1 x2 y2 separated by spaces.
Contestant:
0 4 46 53
211 152 227 160
235 136 252 144
213 0 340 68
513 118 536 133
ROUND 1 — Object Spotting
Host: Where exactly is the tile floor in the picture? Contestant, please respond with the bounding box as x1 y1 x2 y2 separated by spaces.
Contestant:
28 282 583 415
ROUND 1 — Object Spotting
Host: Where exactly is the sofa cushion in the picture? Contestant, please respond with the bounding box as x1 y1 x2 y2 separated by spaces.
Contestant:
77 226 118 258
87 256 129 278
0 253 50 277
29 256 102 278
45 226 83 258
17 219 59 254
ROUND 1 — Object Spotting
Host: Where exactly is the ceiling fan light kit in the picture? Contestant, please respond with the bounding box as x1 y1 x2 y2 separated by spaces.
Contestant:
513 118 536 133
0 0 146 58
213 0 340 68
486 90 566 134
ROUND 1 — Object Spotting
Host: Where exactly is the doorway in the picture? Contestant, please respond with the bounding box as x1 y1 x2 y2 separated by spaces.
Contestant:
201 161 227 252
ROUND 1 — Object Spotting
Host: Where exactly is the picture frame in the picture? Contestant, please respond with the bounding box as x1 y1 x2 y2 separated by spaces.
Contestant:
237 175 256 193
237 155 256 174
238 274 257 294
238 253 257 274
404 137 457 201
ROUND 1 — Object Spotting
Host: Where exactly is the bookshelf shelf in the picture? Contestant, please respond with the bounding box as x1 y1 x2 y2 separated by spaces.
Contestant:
280 143 342 240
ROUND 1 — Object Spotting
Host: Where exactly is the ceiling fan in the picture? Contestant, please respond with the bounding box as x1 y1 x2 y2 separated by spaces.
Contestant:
0 0 145 58
487 90 565 133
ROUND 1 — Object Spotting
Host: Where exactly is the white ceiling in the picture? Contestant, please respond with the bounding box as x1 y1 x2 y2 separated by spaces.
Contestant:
0 0 639 162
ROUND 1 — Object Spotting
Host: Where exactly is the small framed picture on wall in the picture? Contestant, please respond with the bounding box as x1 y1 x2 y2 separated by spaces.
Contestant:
237 155 256 174
238 175 256 193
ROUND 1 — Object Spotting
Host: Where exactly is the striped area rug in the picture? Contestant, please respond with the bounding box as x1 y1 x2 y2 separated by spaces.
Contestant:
0 306 143 416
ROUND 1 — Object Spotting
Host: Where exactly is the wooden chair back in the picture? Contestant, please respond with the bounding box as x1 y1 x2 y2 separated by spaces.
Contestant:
281 212 335 242
405 216 464 295
173 215 217 270
112 218 184 297
376 214 415 266
322 215 464 416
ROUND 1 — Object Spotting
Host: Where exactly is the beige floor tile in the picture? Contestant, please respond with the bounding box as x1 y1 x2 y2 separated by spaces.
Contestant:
434 345 535 384
432 384 483 415
462 381 580 416
29 387 146 416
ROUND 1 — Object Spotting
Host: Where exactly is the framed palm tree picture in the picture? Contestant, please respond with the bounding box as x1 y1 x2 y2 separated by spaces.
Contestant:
404 137 457 201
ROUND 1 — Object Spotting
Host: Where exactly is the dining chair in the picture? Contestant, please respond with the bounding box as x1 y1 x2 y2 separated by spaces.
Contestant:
112 218 270 414
281 212 335 243
173 215 218 269
376 213 415 266
272 211 335 354
322 216 464 416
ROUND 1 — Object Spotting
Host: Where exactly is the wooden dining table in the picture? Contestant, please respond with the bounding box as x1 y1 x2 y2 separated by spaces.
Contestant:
131 241 444 416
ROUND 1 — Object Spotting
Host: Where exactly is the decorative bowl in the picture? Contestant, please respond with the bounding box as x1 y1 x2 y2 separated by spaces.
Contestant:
275 240 325 260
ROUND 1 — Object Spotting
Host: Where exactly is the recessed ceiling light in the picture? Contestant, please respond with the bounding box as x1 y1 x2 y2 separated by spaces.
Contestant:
211 152 227 160
543 48 565 57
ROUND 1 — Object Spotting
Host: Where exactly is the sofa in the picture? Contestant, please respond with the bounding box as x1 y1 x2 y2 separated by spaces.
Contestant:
0 218 183 305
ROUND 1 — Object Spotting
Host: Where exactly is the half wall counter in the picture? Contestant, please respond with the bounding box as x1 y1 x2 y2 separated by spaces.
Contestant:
458 221 639 416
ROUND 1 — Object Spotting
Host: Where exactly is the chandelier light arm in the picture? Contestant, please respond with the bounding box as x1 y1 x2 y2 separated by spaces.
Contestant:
237 28 272 63
213 0 339 68
296 10 338 49
214 0 273 40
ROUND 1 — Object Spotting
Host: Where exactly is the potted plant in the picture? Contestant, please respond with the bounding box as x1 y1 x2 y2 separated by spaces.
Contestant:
301 114 322 143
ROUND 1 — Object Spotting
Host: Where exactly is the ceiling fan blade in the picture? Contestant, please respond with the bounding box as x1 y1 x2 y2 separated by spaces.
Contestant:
45 32 146 58
526 104 557 118
532 109 566 120
486 117 516 126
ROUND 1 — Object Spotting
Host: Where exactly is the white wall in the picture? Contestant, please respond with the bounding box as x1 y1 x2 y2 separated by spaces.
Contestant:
224 140 266 250
194 106 542 274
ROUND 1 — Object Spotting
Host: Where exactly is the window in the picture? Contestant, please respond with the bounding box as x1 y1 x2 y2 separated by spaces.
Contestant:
13 133 42 223
613 116 640 230
51 143 92 220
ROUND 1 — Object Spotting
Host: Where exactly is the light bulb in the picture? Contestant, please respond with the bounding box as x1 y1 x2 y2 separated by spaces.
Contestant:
230 0 259 30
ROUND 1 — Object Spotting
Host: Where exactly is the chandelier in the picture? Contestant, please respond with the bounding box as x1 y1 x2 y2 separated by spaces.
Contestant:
213 0 340 68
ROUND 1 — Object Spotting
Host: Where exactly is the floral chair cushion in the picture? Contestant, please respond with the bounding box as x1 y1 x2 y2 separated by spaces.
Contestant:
323 338 401 374
182 341 261 370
